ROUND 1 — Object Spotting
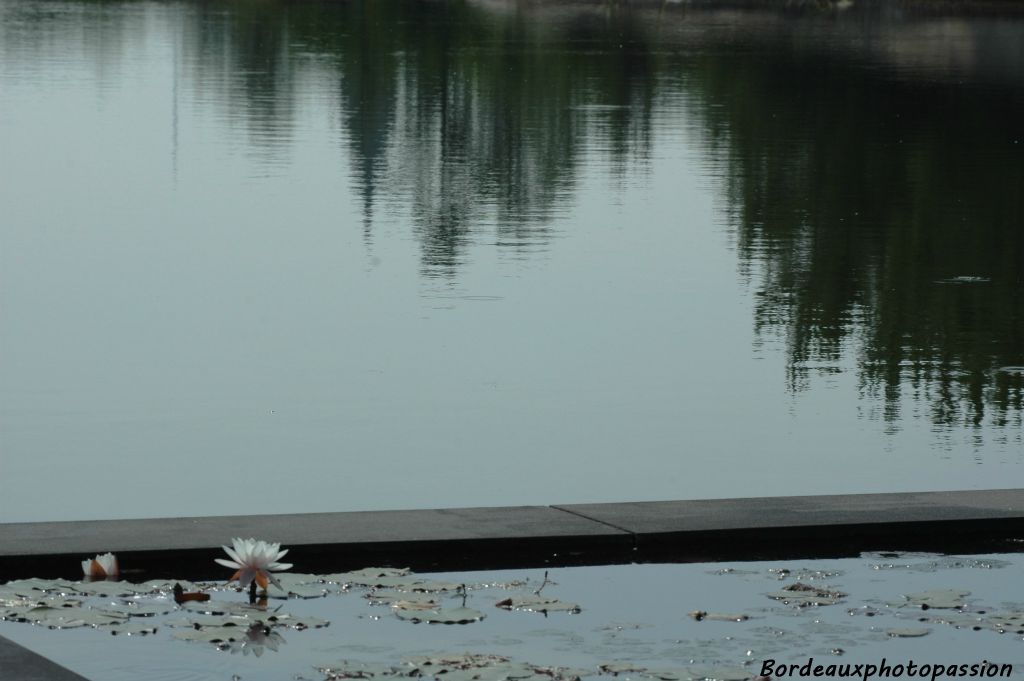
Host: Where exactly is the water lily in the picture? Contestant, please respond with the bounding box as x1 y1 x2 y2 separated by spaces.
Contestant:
215 538 292 591
227 621 285 656
81 552 119 579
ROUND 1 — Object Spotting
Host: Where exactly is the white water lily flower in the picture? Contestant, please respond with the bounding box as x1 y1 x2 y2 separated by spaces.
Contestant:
215 538 292 590
81 552 119 579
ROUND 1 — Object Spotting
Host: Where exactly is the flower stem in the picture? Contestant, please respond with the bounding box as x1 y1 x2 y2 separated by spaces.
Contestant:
248 581 257 604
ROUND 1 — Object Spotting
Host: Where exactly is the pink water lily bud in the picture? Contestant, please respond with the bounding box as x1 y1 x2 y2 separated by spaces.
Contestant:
81 552 119 579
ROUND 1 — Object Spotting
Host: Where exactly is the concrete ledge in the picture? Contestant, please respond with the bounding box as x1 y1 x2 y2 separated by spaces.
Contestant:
557 489 1024 561
0 635 89 681
1 490 1023 582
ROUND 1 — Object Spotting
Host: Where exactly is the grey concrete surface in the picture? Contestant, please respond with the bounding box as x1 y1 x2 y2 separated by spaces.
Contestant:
0 635 89 681
1 490 1022 581
2 505 623 556
557 489 1024 533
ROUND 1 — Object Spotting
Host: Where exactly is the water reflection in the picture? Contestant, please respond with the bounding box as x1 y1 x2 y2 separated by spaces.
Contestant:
1 0 1022 438
675 14 1024 432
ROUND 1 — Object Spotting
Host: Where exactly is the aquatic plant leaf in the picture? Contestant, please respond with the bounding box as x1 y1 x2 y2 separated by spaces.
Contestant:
267 576 331 599
12 605 128 628
433 663 549 681
599 663 650 675
173 626 251 643
494 596 581 614
766 583 845 606
165 614 251 628
886 628 930 637
322 568 411 586
72 581 161 598
180 600 270 616
687 611 748 622
0 579 81 597
274 614 329 630
108 623 159 636
394 606 485 624
367 591 441 609
898 589 970 609
116 603 175 618
406 653 511 669
0 590 80 609
318 660 409 679
142 579 202 593
368 577 462 592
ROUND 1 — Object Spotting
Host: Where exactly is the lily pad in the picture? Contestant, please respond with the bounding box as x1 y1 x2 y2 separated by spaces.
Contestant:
897 589 970 609
72 581 162 598
766 583 846 606
495 596 581 614
402 654 584 681
394 607 485 624
367 591 441 609
266 575 331 599
322 568 411 586
173 625 251 643
12 605 128 629
687 611 749 622
886 628 930 637
109 623 160 636
368 578 463 592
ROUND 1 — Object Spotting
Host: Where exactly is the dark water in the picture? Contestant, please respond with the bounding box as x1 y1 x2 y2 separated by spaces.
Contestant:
1 0 1022 522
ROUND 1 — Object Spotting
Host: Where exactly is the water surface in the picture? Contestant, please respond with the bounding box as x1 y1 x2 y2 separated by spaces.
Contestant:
1 0 1023 522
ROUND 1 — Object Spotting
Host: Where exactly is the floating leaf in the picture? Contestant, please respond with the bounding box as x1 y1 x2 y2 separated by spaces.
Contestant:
599 663 650 675
495 596 580 614
898 589 970 609
276 614 330 630
367 591 441 609
165 614 252 628
173 625 251 643
886 628 930 637
406 653 511 670
180 600 269 616
318 660 408 679
267 576 331 599
687 611 748 622
72 581 161 598
322 568 411 586
109 623 159 636
115 603 175 618
367 578 462 592
0 579 81 597
766 583 846 606
11 605 128 629
395 607 485 624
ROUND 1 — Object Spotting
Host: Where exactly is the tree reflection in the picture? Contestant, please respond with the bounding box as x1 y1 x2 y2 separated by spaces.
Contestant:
680 25 1024 431
4 0 1022 431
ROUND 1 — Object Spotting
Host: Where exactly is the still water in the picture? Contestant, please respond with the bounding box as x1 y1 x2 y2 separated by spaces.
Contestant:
2 554 1024 680
1 0 1022 523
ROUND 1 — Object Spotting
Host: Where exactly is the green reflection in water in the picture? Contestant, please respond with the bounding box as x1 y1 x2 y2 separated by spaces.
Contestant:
3 0 1023 434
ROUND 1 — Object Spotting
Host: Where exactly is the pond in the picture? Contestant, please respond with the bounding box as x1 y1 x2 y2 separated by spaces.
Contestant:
1 0 1023 523
2 552 1024 680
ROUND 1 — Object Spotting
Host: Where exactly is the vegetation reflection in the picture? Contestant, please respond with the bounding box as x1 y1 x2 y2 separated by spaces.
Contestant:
5 0 1022 431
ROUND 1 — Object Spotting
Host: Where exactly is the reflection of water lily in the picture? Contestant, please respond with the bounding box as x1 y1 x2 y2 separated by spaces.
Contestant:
215 538 292 590
81 552 119 579
226 621 285 656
